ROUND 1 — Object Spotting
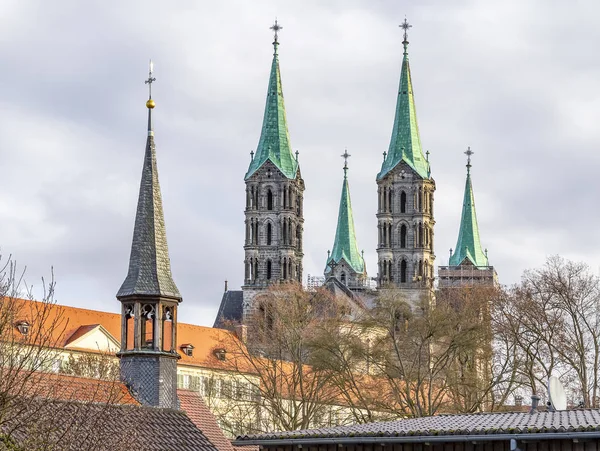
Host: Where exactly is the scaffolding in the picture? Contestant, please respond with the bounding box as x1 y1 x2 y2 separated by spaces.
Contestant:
438 264 498 288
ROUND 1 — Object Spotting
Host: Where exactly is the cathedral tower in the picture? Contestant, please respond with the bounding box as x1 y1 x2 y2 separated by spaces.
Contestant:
117 62 182 409
376 20 435 302
324 150 367 289
438 149 498 287
242 21 305 312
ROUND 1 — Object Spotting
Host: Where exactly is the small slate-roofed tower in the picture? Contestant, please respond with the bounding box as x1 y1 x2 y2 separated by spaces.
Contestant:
324 150 367 289
377 19 435 303
438 149 498 287
243 21 305 314
117 61 181 409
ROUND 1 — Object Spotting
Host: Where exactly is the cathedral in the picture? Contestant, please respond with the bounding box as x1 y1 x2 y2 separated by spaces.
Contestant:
214 20 497 328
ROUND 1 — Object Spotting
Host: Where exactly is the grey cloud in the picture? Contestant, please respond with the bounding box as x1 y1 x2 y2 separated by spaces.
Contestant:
1 0 599 325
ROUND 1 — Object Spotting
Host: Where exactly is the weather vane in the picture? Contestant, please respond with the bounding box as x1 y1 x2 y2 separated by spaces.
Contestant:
341 148 351 176
270 19 282 43
145 59 156 100
400 17 412 42
465 146 474 173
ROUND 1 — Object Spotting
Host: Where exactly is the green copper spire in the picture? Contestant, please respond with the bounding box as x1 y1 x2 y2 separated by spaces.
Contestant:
378 19 430 180
325 150 365 275
245 20 299 180
449 148 489 267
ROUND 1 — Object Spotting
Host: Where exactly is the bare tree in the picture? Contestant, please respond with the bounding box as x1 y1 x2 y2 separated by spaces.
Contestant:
0 256 134 450
219 283 351 433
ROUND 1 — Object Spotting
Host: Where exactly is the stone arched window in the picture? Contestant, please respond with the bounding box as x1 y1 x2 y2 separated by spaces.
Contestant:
400 191 407 213
267 189 273 210
400 224 407 248
341 272 347 285
266 223 272 245
266 260 272 280
400 260 407 284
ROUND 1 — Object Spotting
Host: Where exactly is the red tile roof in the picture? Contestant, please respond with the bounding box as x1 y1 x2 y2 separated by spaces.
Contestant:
10 297 253 372
178 389 234 451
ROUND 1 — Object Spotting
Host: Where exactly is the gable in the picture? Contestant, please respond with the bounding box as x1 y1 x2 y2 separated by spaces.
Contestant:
65 325 120 352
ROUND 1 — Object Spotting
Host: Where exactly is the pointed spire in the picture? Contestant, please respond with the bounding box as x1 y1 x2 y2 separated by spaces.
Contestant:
449 148 489 268
245 20 299 180
378 18 430 180
325 151 365 275
117 62 181 300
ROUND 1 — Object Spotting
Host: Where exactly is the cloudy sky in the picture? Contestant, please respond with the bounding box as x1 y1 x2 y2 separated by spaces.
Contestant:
1 0 599 326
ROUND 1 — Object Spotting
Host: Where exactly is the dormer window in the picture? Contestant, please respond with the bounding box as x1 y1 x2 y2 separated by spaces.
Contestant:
181 344 194 357
213 348 227 361
15 320 30 335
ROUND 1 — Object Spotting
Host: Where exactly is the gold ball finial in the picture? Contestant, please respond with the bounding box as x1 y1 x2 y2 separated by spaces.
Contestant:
146 99 156 109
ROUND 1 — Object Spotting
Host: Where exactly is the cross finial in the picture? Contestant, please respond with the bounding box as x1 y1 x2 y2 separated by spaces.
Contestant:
250 150 255 161
145 59 156 100
341 148 351 178
295 149 299 161
400 17 412 52
426 150 430 162
383 151 387 162
270 19 282 50
327 256 339 274
464 146 474 174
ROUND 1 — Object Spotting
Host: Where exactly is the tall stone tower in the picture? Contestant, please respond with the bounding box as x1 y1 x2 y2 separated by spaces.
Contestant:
438 149 498 287
117 63 182 409
376 20 435 302
242 21 305 313
324 151 367 289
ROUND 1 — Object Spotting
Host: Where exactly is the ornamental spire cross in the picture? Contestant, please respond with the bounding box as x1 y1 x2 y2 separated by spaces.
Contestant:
465 146 474 174
270 19 282 44
400 17 412 43
145 59 156 100
341 148 351 178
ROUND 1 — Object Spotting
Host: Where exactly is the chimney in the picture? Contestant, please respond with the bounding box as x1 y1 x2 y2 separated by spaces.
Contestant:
530 394 540 414
234 324 248 343
224 280 228 292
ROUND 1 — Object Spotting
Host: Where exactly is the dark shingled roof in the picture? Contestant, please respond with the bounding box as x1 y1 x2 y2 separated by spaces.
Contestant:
3 398 217 451
213 290 243 328
235 410 600 445
117 107 181 300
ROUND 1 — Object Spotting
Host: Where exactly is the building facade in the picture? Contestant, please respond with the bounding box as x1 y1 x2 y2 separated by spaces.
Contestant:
376 21 435 304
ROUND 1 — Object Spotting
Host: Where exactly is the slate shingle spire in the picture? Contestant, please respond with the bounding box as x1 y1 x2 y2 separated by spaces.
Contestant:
245 20 299 180
378 19 430 180
117 61 181 301
449 148 488 267
117 62 182 410
326 151 365 276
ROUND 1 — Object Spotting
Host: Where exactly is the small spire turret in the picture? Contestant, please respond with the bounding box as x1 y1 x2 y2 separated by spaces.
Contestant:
325 150 365 277
449 147 488 267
